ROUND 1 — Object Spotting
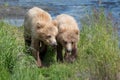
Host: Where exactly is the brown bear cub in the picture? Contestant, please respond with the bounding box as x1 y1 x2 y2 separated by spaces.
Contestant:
55 14 80 62
24 7 58 67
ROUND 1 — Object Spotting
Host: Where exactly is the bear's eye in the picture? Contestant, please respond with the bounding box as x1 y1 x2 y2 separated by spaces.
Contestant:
71 42 74 44
37 26 41 29
47 35 51 38
64 41 67 44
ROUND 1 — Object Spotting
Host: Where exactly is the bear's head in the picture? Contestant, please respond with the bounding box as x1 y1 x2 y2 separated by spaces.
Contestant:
57 24 79 53
35 21 58 46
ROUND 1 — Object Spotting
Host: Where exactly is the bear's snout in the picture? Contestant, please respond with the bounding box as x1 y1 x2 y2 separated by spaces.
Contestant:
51 41 57 46
66 43 72 53
66 49 72 53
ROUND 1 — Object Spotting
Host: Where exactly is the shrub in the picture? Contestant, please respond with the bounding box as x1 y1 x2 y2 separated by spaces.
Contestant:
78 9 120 80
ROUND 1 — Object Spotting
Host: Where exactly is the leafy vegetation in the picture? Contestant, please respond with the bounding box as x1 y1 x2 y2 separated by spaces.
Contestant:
0 10 120 80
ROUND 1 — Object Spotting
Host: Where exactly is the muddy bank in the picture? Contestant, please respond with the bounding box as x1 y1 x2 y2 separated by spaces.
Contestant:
0 5 26 19
0 5 69 26
0 5 67 19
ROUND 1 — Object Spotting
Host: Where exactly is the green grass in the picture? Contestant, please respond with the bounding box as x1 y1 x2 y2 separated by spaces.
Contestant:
0 11 120 80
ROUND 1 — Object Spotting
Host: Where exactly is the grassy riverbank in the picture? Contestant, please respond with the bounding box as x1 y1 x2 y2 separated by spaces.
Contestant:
0 12 120 80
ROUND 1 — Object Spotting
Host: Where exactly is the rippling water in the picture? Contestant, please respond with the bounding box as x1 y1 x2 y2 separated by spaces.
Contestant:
0 0 120 28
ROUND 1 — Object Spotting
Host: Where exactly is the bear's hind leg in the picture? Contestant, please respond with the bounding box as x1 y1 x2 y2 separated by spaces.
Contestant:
24 37 31 53
25 38 31 47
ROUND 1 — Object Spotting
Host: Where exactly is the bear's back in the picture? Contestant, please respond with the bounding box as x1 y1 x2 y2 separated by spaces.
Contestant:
24 7 53 36
27 7 52 23
56 14 78 31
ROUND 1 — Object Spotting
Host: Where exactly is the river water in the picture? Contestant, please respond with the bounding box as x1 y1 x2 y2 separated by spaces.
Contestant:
0 0 120 28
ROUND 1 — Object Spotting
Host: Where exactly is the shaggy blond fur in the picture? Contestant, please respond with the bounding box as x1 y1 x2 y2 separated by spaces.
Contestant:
24 7 58 67
55 14 80 62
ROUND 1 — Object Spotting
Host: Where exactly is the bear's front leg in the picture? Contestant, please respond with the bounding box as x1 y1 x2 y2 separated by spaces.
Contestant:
31 38 42 67
39 41 47 61
64 51 71 62
70 43 78 62
57 43 63 62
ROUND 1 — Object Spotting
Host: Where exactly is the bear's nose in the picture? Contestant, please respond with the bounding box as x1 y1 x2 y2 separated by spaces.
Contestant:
66 49 72 53
51 42 57 46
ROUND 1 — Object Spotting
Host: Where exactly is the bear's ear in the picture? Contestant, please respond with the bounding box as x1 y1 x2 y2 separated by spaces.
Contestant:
74 29 79 35
52 20 58 26
36 22 45 29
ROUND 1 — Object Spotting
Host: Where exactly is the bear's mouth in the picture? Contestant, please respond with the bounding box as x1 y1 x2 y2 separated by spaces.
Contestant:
66 50 71 53
51 42 57 47
66 50 72 54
